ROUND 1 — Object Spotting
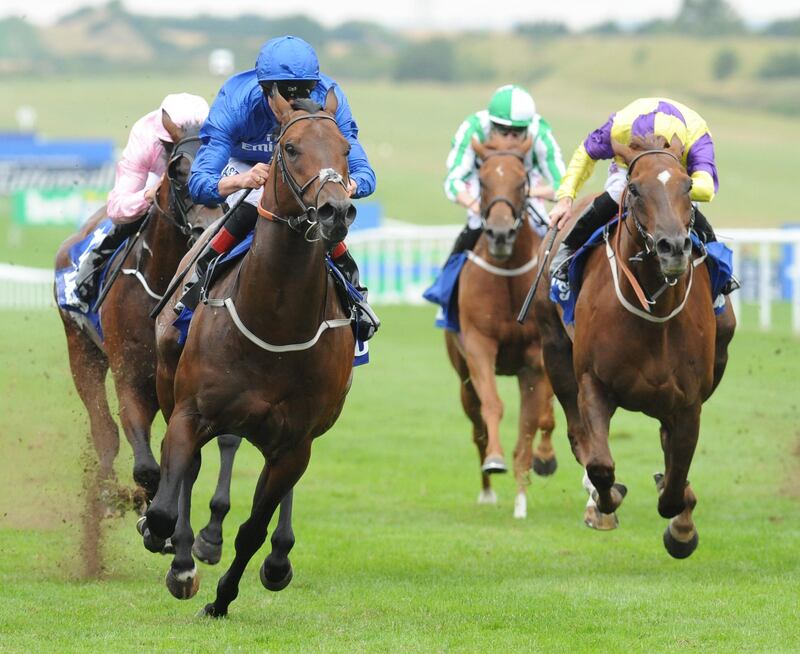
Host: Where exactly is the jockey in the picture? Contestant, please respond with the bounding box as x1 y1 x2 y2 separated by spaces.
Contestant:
444 84 565 254
73 93 210 305
549 97 734 292
183 35 379 339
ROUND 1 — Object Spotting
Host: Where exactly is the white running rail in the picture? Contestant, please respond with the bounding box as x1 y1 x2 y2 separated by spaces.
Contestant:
4 226 800 334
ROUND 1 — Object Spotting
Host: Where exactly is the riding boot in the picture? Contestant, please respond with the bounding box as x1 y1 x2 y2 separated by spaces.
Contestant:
74 217 143 308
550 191 618 282
449 225 483 256
694 207 740 294
174 203 259 314
332 247 380 341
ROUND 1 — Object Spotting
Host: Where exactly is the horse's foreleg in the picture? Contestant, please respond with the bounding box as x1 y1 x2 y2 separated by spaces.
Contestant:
201 438 312 619
193 434 242 565
578 373 624 519
532 372 557 477
113 377 160 503
260 488 296 591
460 379 494 503
145 409 202 540
658 408 701 519
165 451 202 599
512 365 544 519
463 332 505 473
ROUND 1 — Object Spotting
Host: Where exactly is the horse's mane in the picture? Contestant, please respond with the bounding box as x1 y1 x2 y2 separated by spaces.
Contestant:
290 98 323 114
629 134 671 152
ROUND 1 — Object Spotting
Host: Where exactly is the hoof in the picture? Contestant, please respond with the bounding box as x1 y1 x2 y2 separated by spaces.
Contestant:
477 489 498 505
192 531 223 565
139 518 167 554
132 465 160 501
481 455 508 475
584 504 619 531
260 559 293 592
197 602 227 619
663 526 699 559
532 455 557 477
513 492 527 519
162 537 175 555
136 515 147 536
165 565 200 600
145 505 176 540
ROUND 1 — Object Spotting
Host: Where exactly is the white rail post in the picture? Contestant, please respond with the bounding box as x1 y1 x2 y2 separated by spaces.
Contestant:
759 241 771 330
730 242 741 327
792 240 800 335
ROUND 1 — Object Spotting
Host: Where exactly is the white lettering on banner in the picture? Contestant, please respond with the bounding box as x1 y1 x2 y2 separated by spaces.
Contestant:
240 141 274 153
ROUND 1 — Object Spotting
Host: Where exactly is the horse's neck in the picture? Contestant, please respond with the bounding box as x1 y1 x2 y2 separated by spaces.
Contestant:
235 214 328 324
619 225 688 315
140 208 189 293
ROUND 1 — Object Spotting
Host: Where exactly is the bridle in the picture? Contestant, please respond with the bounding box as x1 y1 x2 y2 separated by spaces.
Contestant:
152 134 203 241
477 150 530 235
258 112 350 239
620 149 696 259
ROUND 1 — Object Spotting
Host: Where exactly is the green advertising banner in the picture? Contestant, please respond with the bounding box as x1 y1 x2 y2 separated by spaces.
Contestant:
11 188 108 226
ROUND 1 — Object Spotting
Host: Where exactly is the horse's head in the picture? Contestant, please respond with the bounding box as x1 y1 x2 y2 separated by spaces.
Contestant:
612 134 694 281
472 134 532 260
267 86 355 244
159 111 213 240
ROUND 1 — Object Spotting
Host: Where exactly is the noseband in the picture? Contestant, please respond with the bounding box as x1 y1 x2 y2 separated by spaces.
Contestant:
153 134 203 241
263 113 350 237
621 149 695 258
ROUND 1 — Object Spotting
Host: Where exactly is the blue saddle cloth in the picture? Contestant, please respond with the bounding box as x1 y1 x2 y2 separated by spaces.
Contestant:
422 252 467 333
550 218 734 325
55 218 130 342
173 231 369 366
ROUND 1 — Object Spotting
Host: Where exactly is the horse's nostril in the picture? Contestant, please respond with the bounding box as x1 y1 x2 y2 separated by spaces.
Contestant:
657 239 672 255
683 237 692 252
317 203 335 222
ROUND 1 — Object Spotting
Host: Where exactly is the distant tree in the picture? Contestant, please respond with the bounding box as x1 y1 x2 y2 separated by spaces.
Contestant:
761 17 800 37
584 21 624 36
393 39 455 82
758 51 800 78
329 20 401 47
635 18 673 35
0 17 46 59
673 0 745 36
515 21 569 39
712 48 740 80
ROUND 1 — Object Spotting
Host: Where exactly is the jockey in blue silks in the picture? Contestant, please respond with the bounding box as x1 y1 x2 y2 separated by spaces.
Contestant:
183 35 378 338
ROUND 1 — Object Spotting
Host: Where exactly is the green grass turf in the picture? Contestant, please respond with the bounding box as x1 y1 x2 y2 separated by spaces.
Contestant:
0 305 798 651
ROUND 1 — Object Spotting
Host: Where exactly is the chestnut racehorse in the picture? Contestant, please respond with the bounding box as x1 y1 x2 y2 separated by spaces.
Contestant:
445 135 555 520
533 134 736 557
145 87 357 616
55 118 239 563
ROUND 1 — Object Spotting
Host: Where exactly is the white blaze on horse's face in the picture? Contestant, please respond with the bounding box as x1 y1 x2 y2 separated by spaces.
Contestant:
657 170 672 186
495 165 505 177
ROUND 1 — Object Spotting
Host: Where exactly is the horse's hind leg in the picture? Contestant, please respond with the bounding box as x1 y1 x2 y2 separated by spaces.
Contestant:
63 321 119 491
201 439 312 619
710 297 736 397
260 489 296 591
193 434 242 565
165 451 202 599
532 373 557 477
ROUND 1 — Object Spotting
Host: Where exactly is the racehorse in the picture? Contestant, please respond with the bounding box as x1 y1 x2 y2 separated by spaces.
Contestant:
145 86 358 616
533 134 736 557
445 134 556 520
55 117 239 564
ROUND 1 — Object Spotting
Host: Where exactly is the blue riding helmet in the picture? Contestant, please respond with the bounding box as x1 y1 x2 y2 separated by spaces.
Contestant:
255 35 321 82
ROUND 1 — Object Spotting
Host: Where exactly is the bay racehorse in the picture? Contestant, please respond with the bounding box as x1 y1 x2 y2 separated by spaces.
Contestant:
445 134 556 520
55 117 240 563
533 134 736 557
145 87 357 615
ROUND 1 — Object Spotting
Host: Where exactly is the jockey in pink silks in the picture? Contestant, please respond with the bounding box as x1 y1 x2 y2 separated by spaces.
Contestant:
74 93 210 303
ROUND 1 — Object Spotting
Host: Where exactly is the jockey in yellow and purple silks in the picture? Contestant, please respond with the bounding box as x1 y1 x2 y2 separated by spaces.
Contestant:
548 97 725 285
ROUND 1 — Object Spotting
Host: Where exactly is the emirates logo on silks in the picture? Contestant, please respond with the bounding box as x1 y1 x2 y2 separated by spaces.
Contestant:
239 139 274 153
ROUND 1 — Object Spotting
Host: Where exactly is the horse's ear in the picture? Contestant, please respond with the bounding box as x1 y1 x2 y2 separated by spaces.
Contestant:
472 137 488 161
324 87 338 116
611 139 635 165
267 84 293 124
667 133 685 159
161 109 182 143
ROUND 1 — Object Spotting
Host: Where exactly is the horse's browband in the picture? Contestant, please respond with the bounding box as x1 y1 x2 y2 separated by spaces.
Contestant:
626 149 682 177
277 113 337 143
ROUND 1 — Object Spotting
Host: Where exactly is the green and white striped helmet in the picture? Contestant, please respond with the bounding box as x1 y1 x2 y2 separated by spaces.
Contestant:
488 85 536 128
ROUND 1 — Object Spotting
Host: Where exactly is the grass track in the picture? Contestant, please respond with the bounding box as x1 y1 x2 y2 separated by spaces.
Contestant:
0 305 798 652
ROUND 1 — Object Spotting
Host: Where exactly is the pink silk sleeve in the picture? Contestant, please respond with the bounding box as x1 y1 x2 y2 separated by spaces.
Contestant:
106 118 157 223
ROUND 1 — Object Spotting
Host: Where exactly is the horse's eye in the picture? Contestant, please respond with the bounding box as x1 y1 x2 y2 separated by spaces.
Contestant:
285 143 298 156
628 183 640 198
345 146 351 157
685 179 693 194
